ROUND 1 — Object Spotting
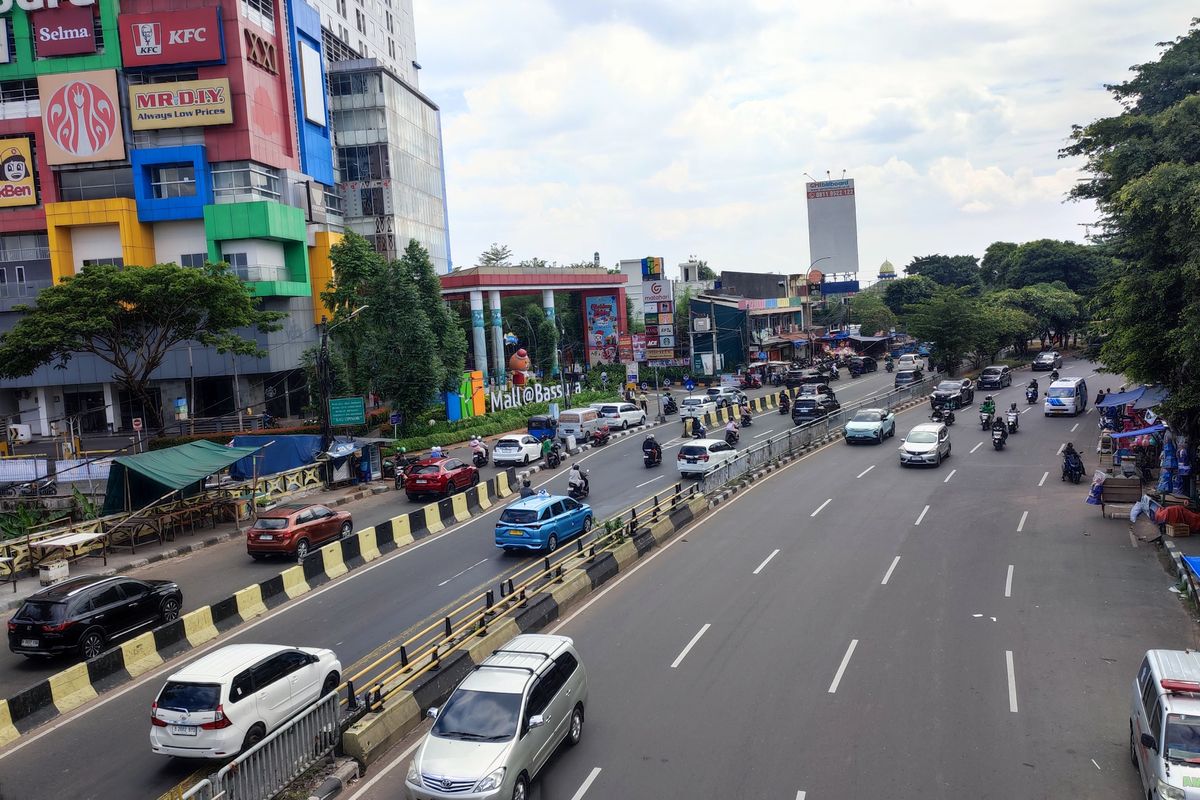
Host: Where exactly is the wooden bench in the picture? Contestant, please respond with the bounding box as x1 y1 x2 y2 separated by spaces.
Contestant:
1101 476 1142 518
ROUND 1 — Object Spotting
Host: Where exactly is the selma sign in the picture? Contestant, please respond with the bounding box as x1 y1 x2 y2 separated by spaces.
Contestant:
488 381 583 412
0 0 92 12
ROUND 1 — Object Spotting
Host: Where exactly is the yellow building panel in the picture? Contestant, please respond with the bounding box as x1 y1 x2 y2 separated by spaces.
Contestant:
309 230 342 325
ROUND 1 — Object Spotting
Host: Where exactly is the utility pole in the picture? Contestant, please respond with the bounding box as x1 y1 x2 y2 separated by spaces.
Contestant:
318 316 333 454
188 344 195 436
233 356 243 432
709 297 718 377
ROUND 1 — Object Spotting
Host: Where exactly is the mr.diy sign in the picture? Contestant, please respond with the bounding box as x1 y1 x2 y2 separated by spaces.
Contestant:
488 381 583 412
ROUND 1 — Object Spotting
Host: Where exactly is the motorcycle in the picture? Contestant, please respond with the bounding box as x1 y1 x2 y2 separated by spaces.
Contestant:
471 445 489 468
663 395 679 415
849 368 861 379
885 361 894 373
740 411 752 427
18 478 56 497
725 429 740 446
591 426 611 446
544 442 562 469
567 471 590 500
779 396 790 415
980 410 994 430
1005 410 1019 433
1025 387 1038 404
1062 453 1084 483
930 408 955 426
991 428 1007 450
1049 369 1060 381
392 454 420 488
643 448 662 468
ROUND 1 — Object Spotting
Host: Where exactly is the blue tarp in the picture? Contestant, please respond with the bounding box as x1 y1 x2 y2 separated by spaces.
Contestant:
229 435 322 480
1098 387 1147 408
1132 386 1170 410
1184 556 1200 581
1108 423 1166 440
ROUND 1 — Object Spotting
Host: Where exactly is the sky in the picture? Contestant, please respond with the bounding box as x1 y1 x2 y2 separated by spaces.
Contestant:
411 1 1195 280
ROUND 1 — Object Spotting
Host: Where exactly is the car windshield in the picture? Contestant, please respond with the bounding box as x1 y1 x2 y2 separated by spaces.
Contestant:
983 368 1002 376
680 445 708 456
414 465 443 475
852 410 883 422
17 600 64 623
683 398 703 406
1036 354 1053 362
157 682 221 713
252 518 289 530
936 382 960 391
906 431 938 444
1166 714 1200 763
496 439 520 447
500 508 539 524
431 689 522 742
1047 386 1075 398
599 406 619 414
896 372 917 382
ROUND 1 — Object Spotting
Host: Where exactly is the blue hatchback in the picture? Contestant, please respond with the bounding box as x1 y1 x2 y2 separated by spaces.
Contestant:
495 494 594 553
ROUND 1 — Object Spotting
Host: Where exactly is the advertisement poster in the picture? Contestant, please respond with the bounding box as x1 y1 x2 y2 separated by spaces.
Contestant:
31 2 95 57
119 8 224 68
632 334 647 362
0 138 36 207
38 71 124 165
129 78 232 130
617 334 633 363
584 295 618 364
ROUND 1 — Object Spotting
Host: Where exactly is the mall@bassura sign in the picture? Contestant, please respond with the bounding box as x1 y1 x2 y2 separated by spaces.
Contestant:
488 382 583 412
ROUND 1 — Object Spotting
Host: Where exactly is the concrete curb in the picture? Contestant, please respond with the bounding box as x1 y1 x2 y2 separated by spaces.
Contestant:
308 759 360 800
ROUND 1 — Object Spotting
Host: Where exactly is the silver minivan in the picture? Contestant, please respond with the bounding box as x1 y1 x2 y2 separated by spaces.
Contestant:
556 407 602 441
405 634 588 800
1131 649 1200 799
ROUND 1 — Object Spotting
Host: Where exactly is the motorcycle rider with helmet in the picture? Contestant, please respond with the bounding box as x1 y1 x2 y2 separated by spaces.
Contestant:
567 463 588 497
642 434 662 466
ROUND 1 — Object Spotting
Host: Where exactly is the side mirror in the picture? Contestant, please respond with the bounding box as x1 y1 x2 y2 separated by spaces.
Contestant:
528 714 546 729
1140 732 1157 752
426 707 439 720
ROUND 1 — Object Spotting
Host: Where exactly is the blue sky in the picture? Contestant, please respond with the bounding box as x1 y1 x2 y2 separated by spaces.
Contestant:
412 0 1195 278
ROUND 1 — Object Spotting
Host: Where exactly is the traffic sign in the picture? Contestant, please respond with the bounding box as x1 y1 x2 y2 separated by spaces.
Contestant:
684 379 696 391
663 379 672 387
389 412 402 426
640 382 649 390
757 351 768 361
132 417 143 431
600 372 609 384
329 396 366 426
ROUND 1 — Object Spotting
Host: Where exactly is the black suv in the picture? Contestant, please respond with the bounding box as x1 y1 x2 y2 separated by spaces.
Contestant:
792 395 841 425
978 365 1012 389
848 355 877 373
929 379 975 409
7 575 182 660
894 367 924 388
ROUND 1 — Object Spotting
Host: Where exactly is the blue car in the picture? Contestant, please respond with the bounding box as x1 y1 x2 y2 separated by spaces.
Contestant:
495 494 594 553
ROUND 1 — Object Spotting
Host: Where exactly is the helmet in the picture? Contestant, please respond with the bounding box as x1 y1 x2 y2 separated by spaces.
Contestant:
986 395 993 401
646 434 656 442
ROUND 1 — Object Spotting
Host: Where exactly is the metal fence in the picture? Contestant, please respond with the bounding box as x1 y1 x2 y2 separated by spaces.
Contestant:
54 458 112 483
181 691 341 800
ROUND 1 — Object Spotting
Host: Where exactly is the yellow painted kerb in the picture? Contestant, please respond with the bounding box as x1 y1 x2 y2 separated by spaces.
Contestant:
119 632 163 678
357 527 381 562
321 541 348 579
280 565 310 599
181 606 219 648
49 661 97 714
390 514 414 547
0 700 19 748
422 503 444 534
235 585 268 621
450 492 470 523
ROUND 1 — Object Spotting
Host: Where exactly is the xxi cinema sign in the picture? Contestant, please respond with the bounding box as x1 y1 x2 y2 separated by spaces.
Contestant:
118 7 224 68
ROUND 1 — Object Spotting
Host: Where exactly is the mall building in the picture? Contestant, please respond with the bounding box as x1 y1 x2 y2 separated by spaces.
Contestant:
0 0 448 438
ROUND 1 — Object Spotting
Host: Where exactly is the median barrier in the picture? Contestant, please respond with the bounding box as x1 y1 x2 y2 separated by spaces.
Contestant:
0 468 517 744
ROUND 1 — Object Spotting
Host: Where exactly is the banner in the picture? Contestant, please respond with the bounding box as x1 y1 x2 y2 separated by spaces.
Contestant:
0 137 36 207
31 2 95 56
584 294 618 365
38 71 124 165
129 78 232 130
644 279 673 303
119 7 224 68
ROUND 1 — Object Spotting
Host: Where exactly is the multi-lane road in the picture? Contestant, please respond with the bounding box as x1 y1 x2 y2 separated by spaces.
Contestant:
349 356 1198 800
0 371 907 799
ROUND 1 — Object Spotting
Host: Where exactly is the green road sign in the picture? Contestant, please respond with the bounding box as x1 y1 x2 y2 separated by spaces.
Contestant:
329 396 366 426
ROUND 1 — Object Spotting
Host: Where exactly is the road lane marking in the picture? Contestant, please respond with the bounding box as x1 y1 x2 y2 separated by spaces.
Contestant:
943 468 956 483
797 793 807 800
915 505 930 526
1071 423 1079 432
856 465 875 478
635 476 663 488
753 549 780 575
971 442 983 453
570 767 603 800
1091 758 1101 770
437 558 488 587
1017 511 1028 532
1020 407 1031 414
1038 471 1048 487
671 623 711 668
828 639 859 693
1056 443 1065 455
1005 565 1014 597
811 498 832 517
881 555 901 585
1006 650 1019 712
754 430 773 438
344 736 423 799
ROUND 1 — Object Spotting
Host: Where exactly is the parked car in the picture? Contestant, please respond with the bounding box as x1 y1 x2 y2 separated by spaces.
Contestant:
595 402 646 429
929 378 974 409
848 355 877 373
844 408 896 444
404 457 480 501
898 422 952 467
1129 649 1200 800
785 368 831 388
792 395 841 425
894 367 924 388
8 575 183 660
676 439 738 477
705 386 747 409
679 395 717 419
1032 351 1062 371
405 634 587 800
492 435 543 466
150 643 341 759
247 503 353 561
977 365 1012 389
494 494 593 553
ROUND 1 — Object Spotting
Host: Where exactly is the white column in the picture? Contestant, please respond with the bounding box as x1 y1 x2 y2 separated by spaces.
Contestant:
103 382 119 433
489 289 506 384
469 290 488 379
34 387 49 437
542 289 558 376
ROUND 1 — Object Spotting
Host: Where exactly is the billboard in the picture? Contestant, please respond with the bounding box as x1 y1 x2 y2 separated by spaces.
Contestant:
806 178 860 277
31 2 95 56
640 256 663 280
0 138 37 207
38 71 124 165
584 295 618 365
129 78 232 130
643 279 673 303
119 7 224 68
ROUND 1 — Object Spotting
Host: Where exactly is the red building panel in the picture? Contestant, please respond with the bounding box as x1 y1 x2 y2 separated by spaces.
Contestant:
0 119 55 233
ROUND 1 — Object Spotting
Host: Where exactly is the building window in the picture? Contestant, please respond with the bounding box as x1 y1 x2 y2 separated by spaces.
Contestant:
388 40 395 60
338 144 389 181
223 251 286 283
57 167 135 201
126 70 200 86
354 8 365 33
180 253 207 268
14 265 24 283
328 71 381 96
150 165 196 199
211 161 281 201
360 187 384 215
324 185 344 216
240 0 275 33
385 10 393 32
323 27 360 63
337 0 346 15
224 252 247 272
82 258 124 268
0 233 48 261
0 79 37 104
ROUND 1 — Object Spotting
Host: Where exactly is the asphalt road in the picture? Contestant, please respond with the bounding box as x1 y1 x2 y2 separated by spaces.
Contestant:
349 357 1199 800
0 371 904 799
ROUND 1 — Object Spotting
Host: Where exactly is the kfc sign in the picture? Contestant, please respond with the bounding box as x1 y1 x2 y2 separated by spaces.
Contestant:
0 0 92 13
31 2 95 56
119 7 224 68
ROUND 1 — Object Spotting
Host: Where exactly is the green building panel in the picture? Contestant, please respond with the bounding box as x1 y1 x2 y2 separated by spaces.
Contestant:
0 5 122 80
204 202 312 298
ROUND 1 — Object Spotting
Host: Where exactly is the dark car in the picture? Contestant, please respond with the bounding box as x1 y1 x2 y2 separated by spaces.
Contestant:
8 575 182 660
848 355 877 373
404 456 480 501
894 368 924 388
1032 351 1062 371
977 365 1012 389
929 379 975 409
791 395 841 425
247 503 354 561
797 383 837 402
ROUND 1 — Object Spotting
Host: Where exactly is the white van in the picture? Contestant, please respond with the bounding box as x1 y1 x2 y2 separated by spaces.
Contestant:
1130 650 1200 799
1044 377 1088 416
557 407 603 440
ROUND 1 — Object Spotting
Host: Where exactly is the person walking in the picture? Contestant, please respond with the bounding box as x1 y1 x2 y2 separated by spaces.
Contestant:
638 390 648 414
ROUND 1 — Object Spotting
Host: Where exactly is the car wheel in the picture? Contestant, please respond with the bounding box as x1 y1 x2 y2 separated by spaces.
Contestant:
79 629 106 660
582 516 593 533
1130 726 1138 769
523 454 530 465
339 521 352 539
568 704 584 745
241 723 266 753
160 597 181 622
546 533 558 552
622 420 629 430
295 538 311 561
250 553 266 561
639 416 646 426
321 670 340 697
511 774 528 800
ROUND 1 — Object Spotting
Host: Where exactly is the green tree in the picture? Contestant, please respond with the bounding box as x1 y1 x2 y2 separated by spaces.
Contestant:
989 283 1083 349
0 263 282 430
904 254 981 289
1001 239 1111 295
323 233 385 393
400 239 466 392
695 260 716 280
518 256 555 269
847 292 896 336
902 287 980 376
882 275 937 317
479 243 513 267
359 260 436 429
968 304 1036 367
981 242 1019 287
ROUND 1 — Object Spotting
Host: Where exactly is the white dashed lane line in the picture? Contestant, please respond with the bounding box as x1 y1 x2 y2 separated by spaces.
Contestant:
943 468 956 483
1017 511 1028 532
1005 564 1014 597
570 768 603 800
915 505 930 526
881 555 901 585
1038 471 1048 487
752 549 780 576
828 639 859 693
971 442 983 454
670 624 711 669
856 465 875 479
1006 650 1019 712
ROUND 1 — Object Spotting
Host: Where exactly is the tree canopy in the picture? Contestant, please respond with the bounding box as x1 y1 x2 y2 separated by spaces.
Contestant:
904 254 981 289
847 291 896 337
479 243 513 267
882 275 937 316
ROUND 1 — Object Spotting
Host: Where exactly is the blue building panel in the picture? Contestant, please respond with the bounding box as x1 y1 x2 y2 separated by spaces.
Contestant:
132 146 212 222
285 0 334 187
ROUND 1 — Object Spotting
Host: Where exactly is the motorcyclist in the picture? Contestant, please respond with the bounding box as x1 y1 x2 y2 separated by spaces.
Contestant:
1006 402 1019 431
724 418 740 444
1062 442 1084 480
739 401 752 426
470 436 488 459
693 419 708 439
642 434 662 464
980 395 996 417
991 416 1008 444
519 478 535 498
430 444 444 459
1028 378 1039 391
539 436 554 461
568 463 588 494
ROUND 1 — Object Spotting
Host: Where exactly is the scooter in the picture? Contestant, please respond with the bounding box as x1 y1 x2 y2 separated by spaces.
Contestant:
885 361 894 373
1062 453 1084 484
567 471 590 500
591 426 611 446
930 409 955 426
663 396 678 415
544 442 562 469
725 429 740 446
643 449 662 468
18 478 56 497
849 368 861 379
471 445 489 468
980 410 994 430
1049 369 1060 381
991 428 1007 450
1006 410 1019 433
779 396 790 415
740 411 752 427
1025 386 1038 404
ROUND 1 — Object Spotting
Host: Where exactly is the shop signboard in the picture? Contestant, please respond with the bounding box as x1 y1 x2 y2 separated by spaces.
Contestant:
632 334 647 362
329 396 365 426
487 381 583 412
647 347 675 360
38 71 124 165
584 294 618 365
617 333 633 363
129 78 232 130
119 7 225 68
0 0 94 14
31 2 95 56
0 137 37 207
643 279 673 303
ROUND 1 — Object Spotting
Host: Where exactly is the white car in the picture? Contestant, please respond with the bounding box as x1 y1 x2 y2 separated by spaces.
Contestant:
705 386 747 408
595 402 646 429
898 422 951 467
676 438 738 476
679 395 717 419
897 353 924 369
150 643 341 759
491 435 542 466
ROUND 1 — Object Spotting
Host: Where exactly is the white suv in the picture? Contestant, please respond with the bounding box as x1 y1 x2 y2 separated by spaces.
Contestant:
595 402 646 429
150 643 341 758
705 386 747 409
676 439 738 476
406 634 588 800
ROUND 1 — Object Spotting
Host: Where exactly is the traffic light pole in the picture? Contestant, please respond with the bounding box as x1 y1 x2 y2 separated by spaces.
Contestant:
318 316 333 455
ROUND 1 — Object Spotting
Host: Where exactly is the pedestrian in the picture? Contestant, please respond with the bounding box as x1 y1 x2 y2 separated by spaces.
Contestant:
638 390 648 414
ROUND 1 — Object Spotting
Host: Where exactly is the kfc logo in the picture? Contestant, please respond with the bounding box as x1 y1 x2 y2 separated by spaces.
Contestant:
132 22 159 55
170 28 207 44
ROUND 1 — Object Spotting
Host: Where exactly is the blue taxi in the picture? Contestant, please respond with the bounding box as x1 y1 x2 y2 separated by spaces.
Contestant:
495 493 593 553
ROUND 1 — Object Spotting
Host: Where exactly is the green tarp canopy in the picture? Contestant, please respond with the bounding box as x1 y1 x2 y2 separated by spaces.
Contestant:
102 440 264 515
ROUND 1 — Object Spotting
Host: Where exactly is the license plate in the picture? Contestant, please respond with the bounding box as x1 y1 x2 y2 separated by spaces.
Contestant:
168 725 198 736
686 459 697 464
20 639 37 648
508 530 525 536
415 479 428 485
258 534 274 541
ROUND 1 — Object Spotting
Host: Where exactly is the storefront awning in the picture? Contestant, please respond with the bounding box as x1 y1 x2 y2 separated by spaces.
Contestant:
1108 423 1166 440
103 440 263 515
1097 386 1148 407
1132 386 1169 410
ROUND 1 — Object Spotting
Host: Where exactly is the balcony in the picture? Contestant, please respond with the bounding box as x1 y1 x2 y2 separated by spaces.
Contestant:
0 280 51 312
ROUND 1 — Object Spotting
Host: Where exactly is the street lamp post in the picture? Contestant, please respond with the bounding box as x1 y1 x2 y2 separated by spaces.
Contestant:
318 304 368 454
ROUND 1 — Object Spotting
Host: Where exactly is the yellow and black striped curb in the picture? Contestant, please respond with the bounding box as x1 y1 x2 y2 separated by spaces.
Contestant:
0 469 518 748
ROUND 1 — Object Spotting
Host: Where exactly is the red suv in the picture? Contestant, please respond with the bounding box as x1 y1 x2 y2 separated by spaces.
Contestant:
404 457 479 501
246 504 353 561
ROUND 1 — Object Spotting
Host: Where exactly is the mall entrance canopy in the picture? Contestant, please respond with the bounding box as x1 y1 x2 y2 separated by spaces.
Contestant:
440 265 628 383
